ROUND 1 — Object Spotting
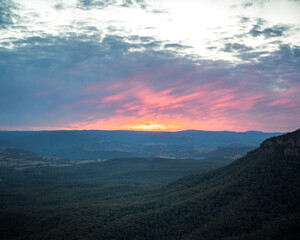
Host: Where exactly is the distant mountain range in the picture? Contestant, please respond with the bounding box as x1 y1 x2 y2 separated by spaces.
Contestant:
0 130 282 160
0 129 298 239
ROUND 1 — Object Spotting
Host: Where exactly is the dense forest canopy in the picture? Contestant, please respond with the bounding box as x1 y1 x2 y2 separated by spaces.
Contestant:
0 129 299 239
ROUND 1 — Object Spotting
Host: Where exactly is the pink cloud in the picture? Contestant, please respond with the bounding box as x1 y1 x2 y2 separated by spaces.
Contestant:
66 68 297 132
9 57 298 132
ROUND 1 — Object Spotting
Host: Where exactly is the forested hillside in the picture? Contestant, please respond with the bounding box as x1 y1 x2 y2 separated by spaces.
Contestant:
0 129 299 240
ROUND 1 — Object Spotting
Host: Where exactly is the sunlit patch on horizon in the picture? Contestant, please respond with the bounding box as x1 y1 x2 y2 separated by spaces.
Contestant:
116 120 184 131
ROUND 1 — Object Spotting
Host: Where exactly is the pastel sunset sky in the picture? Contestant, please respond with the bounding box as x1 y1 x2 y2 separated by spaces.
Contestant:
1 0 300 131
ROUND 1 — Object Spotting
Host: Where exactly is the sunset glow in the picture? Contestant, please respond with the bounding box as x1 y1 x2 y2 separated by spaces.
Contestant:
118 120 183 131
0 0 300 132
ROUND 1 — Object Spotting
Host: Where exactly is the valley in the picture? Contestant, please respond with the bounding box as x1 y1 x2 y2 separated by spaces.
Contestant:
0 129 299 240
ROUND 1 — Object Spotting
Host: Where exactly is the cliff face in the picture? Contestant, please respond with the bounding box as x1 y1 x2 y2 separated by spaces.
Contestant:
259 129 300 156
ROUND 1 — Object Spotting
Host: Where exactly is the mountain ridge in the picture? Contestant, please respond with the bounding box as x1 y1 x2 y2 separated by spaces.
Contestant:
0 130 282 160
0 129 298 240
98 129 300 239
259 129 300 156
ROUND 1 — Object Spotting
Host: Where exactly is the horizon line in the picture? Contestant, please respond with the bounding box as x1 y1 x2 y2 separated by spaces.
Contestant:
0 128 286 133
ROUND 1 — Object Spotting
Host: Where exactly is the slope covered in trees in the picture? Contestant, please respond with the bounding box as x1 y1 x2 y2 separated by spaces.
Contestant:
0 129 299 240
103 129 300 239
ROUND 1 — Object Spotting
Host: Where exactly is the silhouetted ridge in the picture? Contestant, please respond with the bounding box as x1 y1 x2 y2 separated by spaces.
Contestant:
103 129 300 239
259 128 300 156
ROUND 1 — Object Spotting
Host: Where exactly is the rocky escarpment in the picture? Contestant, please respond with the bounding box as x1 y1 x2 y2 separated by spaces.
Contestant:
259 129 300 156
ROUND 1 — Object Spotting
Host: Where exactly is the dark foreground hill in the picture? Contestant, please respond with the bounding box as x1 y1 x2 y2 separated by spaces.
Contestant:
102 129 299 240
0 129 299 240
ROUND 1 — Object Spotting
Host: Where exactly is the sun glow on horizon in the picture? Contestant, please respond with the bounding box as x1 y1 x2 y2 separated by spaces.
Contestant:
0 1 299 133
115 120 185 131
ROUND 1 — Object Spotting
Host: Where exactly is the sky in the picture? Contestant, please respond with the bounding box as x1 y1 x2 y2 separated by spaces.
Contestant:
0 0 300 132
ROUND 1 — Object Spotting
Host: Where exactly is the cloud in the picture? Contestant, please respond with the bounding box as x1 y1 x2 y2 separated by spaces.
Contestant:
164 43 192 50
54 3 65 11
0 0 19 29
122 0 148 9
222 43 253 53
77 0 116 10
239 17 250 23
0 0 299 132
0 30 299 131
249 24 290 38
76 0 150 10
241 0 270 8
232 0 270 9
242 2 253 7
